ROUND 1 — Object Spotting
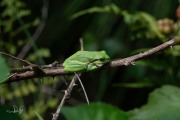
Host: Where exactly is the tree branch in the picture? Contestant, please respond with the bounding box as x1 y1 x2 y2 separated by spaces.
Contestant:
109 37 180 67
4 37 180 83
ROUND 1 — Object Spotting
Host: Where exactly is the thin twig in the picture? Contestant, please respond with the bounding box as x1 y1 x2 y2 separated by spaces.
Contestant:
3 37 180 83
52 75 78 120
109 37 180 67
75 73 89 104
79 37 84 51
0 52 34 66
10 61 60 73
52 73 89 120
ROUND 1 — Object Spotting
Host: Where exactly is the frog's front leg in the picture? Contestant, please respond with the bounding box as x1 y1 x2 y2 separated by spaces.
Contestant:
85 59 104 71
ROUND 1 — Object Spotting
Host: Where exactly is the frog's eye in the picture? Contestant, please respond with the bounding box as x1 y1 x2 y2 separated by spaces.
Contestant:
99 58 105 61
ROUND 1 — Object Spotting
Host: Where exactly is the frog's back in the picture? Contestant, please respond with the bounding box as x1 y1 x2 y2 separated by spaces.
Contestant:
73 51 109 60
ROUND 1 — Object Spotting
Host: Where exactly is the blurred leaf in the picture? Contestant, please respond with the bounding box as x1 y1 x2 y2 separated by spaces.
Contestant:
47 98 58 108
71 3 165 40
21 83 29 96
71 3 121 19
11 21 37 37
129 85 180 120
32 18 40 26
122 11 166 40
167 46 180 56
62 102 129 120
26 48 50 62
14 88 22 97
0 55 10 83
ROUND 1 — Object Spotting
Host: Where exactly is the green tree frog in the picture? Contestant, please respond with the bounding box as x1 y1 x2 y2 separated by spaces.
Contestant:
63 51 110 73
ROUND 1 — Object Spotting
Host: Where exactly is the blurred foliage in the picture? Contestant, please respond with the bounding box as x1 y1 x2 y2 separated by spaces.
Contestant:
0 56 10 83
0 0 32 54
0 0 180 120
0 0 54 119
26 48 50 62
129 85 180 120
71 4 166 41
62 85 180 120
62 102 129 120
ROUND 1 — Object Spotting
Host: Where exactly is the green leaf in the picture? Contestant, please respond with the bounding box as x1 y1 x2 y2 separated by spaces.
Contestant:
26 48 50 62
129 85 180 120
122 11 166 40
62 103 129 120
167 46 180 56
70 3 121 19
0 55 10 83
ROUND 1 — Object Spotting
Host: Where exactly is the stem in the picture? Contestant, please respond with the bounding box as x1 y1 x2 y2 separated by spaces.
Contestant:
52 75 78 120
109 38 177 67
75 73 89 104
0 52 34 66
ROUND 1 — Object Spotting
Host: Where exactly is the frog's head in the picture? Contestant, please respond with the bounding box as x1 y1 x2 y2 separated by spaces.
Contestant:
99 51 110 63
86 51 110 71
